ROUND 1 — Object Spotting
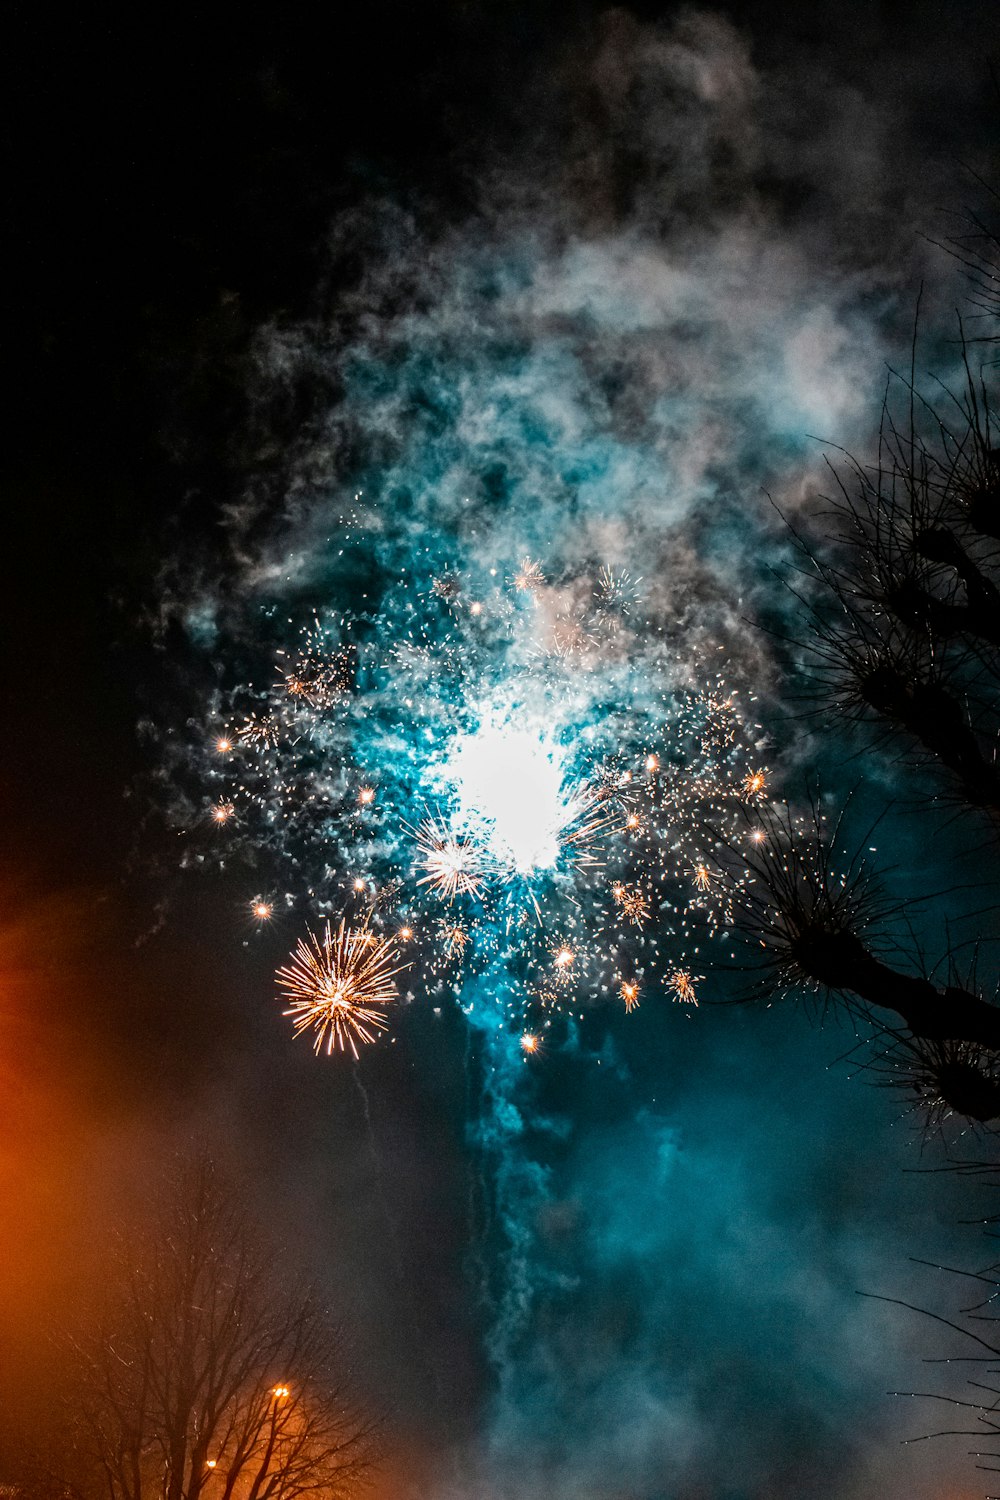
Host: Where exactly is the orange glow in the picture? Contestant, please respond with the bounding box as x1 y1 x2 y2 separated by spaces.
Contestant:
667 968 699 1005
619 980 640 1013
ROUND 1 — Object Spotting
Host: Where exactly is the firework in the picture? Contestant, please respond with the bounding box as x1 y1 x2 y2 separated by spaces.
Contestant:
413 816 492 899
277 921 408 1058
180 547 768 1054
612 882 650 927
432 573 462 601
667 969 700 1005
513 557 546 592
236 712 282 751
274 622 353 711
741 768 767 798
594 565 638 621
441 921 471 962
619 979 641 1013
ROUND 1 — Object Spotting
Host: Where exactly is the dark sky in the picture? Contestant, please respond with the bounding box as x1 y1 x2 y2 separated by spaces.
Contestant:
2 4 1000 1498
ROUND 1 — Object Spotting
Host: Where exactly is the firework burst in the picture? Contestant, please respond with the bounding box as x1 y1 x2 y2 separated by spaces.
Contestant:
412 816 493 900
174 550 770 1055
277 921 408 1058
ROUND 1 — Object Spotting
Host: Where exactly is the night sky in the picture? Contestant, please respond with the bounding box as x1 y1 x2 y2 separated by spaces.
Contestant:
3 5 1000 1498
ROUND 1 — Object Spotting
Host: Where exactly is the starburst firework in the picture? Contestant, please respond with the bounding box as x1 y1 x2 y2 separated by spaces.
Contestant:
412 817 492 899
277 922 408 1058
667 968 700 1005
513 557 546 592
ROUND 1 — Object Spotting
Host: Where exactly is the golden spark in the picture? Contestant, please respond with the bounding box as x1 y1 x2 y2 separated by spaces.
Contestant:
277 921 407 1058
236 712 281 750
619 979 640 1013
274 638 352 709
443 923 470 960
667 969 699 1006
742 768 767 798
612 882 650 927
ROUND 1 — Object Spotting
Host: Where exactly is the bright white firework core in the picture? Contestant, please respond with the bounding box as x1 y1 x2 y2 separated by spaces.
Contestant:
445 719 574 874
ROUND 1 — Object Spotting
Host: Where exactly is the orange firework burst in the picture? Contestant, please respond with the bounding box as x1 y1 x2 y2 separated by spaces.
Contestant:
742 768 767 798
666 968 700 1006
277 921 407 1058
441 921 470 961
236 711 282 750
619 979 640 1013
549 942 578 987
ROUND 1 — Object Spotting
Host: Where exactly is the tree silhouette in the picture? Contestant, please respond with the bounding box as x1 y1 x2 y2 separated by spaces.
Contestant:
53 1153 375 1500
717 208 1000 1131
